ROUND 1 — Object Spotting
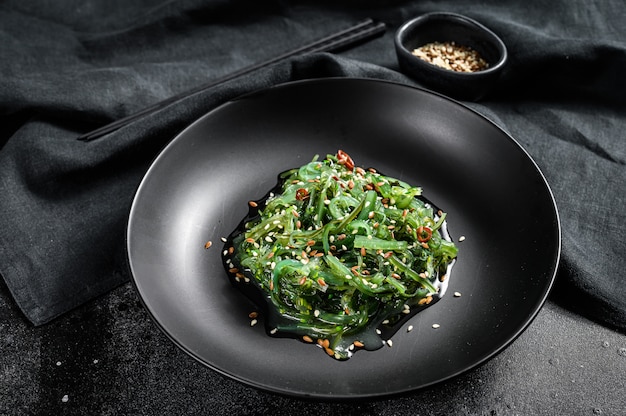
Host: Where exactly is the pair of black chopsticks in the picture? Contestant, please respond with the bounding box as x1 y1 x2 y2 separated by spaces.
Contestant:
78 18 386 142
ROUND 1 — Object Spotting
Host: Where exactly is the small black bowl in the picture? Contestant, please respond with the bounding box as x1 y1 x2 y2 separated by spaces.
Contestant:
395 12 507 101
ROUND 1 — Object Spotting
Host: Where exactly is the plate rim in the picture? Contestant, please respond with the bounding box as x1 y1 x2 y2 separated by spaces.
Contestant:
127 77 562 399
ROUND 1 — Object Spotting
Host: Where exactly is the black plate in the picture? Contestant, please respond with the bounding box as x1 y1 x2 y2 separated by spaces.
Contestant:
127 78 560 399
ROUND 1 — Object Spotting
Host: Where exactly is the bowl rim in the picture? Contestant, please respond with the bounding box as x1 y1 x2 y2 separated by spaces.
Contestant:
395 11 508 76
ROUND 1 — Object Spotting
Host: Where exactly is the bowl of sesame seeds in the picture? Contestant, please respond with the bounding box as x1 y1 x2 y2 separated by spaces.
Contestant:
395 12 508 101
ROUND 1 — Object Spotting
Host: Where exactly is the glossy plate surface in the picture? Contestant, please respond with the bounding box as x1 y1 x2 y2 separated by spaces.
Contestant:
127 78 560 399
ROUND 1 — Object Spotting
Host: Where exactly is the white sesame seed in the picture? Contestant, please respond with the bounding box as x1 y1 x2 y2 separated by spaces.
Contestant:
220 237 228 243
61 394 69 403
387 339 393 347
407 325 414 332
376 329 382 335
250 319 258 327
432 323 440 329
459 235 466 242
270 328 278 334
454 291 462 297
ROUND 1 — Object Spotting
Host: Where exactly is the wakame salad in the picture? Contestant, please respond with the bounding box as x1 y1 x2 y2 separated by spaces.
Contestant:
222 150 458 360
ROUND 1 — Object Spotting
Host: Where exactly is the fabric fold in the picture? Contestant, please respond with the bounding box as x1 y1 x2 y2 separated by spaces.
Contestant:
0 2 624 333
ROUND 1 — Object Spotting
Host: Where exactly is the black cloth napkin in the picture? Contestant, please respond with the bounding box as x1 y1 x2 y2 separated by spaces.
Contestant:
0 0 624 334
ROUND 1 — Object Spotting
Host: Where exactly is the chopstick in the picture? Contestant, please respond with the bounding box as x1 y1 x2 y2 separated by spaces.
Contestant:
77 18 386 141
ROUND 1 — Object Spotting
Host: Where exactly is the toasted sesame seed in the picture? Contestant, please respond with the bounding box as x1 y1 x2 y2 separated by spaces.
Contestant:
353 340 364 348
248 201 258 208
248 311 258 319
302 335 313 343
204 241 212 249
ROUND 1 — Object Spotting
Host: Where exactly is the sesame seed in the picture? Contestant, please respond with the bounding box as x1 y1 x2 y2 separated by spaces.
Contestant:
432 323 440 329
454 291 462 297
459 235 466 242
407 325 413 332
387 339 393 347
204 241 212 249
270 328 278 335
250 319 258 327
412 41 489 73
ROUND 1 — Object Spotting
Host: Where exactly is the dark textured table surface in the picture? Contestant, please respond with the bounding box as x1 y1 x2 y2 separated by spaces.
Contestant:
2 281 625 415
